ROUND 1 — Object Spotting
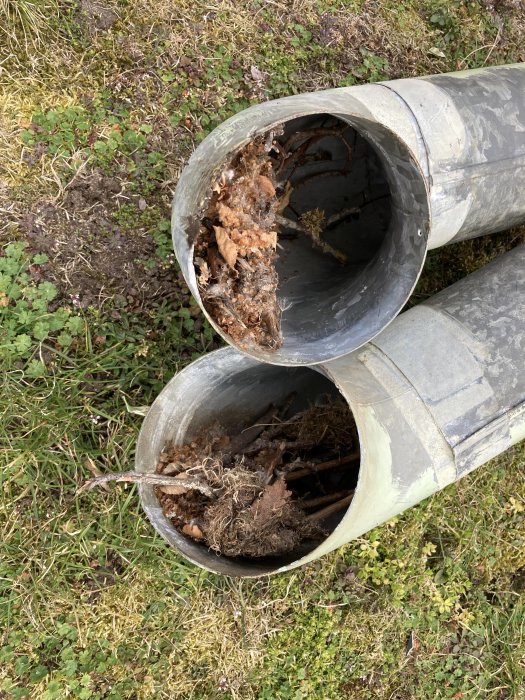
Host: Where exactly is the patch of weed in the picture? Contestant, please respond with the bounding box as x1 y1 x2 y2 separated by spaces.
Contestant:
0 242 84 376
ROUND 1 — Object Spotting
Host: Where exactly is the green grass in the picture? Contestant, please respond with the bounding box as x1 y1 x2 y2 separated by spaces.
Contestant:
1 0 525 698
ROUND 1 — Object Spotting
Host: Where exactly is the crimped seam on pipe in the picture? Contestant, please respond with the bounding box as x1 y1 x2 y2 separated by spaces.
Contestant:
359 341 455 462
376 82 432 184
455 399 525 477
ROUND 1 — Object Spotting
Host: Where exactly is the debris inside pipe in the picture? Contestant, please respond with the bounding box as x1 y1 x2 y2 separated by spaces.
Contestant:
193 115 383 352
152 396 359 558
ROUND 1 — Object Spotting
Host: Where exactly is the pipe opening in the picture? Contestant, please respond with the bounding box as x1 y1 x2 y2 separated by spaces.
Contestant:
137 352 360 577
272 112 429 363
189 111 430 365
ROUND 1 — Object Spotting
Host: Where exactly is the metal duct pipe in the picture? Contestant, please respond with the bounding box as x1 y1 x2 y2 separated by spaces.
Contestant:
172 63 525 365
137 244 525 577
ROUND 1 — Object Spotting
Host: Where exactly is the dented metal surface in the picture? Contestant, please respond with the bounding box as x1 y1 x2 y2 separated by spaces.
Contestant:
172 63 525 365
136 246 525 577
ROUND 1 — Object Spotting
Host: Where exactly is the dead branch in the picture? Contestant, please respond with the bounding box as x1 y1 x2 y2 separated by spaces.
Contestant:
306 492 354 522
289 169 350 189
275 214 348 264
282 125 350 152
227 404 280 456
301 490 352 509
326 206 361 228
284 451 360 481
78 470 220 499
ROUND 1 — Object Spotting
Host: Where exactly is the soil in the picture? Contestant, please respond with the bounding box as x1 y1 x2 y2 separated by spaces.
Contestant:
15 168 178 313
78 0 118 34
154 396 359 559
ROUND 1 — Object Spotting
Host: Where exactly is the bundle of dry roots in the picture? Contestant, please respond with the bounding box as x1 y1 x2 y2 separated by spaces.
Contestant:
194 123 355 351
153 396 359 558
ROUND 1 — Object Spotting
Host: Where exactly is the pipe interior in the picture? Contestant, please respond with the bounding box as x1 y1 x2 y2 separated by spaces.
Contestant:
138 355 360 577
270 112 429 363
276 114 391 330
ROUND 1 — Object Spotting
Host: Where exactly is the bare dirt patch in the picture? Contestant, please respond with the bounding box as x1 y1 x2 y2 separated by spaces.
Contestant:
15 168 178 312
78 0 118 34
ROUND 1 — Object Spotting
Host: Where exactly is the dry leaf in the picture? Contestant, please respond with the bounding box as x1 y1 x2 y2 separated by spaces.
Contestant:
195 135 282 350
217 202 243 229
197 260 210 286
161 462 178 475
215 435 231 449
257 175 275 199
84 457 110 492
182 523 205 540
266 231 277 249
250 65 264 83
214 226 239 268
160 485 189 495
250 478 291 521
428 47 446 58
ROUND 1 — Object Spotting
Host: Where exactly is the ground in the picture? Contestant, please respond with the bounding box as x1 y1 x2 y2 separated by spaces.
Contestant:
0 1 524 698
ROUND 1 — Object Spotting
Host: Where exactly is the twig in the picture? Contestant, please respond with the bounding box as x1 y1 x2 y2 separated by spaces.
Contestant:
78 470 219 499
84 456 110 492
275 214 348 264
262 309 282 345
301 490 351 509
282 125 350 152
289 169 350 189
281 439 318 451
277 124 353 178
215 299 250 330
326 206 361 228
263 410 304 439
277 391 297 419
483 23 502 66
263 446 286 483
284 451 359 482
275 214 306 233
277 135 319 177
227 404 280 456
306 492 354 522
207 245 221 279
237 397 302 455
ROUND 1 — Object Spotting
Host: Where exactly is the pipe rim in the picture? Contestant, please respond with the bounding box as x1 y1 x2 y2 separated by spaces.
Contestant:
136 347 365 577
172 91 431 366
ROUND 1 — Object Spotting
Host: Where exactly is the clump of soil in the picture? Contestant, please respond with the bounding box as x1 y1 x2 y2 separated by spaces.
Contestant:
194 135 283 350
154 396 359 559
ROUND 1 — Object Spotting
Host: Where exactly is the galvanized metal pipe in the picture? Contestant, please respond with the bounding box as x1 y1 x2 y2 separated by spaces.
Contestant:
137 244 525 577
172 63 525 365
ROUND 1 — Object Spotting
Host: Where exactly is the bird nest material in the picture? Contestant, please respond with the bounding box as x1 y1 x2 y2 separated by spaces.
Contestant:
194 136 283 350
194 124 355 351
153 396 359 559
